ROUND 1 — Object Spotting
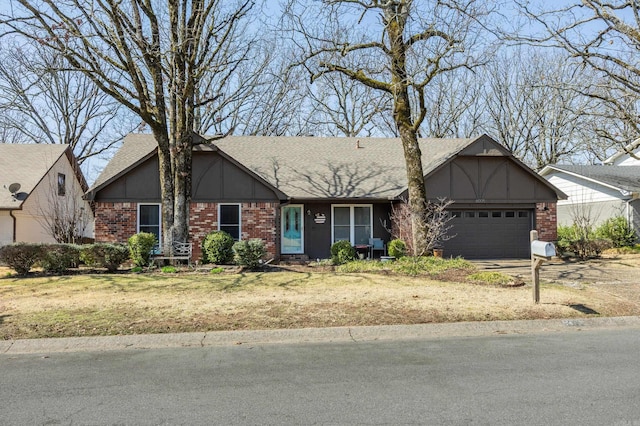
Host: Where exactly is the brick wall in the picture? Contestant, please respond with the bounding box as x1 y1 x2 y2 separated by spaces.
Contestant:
189 202 219 260
535 202 557 241
96 201 280 261
239 202 279 260
94 202 137 243
188 202 279 261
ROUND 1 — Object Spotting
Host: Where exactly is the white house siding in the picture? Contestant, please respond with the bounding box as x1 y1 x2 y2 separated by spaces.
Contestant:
15 154 94 243
614 150 640 166
556 200 627 226
0 211 13 245
546 172 628 226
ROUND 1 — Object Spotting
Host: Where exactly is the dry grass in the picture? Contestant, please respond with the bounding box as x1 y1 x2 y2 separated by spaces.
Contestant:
2 260 639 340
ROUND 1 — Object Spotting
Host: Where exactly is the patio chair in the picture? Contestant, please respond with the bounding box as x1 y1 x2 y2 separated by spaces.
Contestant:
369 238 386 259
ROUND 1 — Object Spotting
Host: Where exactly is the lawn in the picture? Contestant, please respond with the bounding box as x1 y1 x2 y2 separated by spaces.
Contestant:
2 260 638 340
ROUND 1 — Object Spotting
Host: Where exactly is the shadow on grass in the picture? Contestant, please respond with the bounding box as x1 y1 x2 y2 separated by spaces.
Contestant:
0 314 10 325
569 304 600 315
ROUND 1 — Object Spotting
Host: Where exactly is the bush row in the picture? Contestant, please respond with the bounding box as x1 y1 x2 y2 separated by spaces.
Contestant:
0 242 130 275
201 230 267 269
557 216 637 259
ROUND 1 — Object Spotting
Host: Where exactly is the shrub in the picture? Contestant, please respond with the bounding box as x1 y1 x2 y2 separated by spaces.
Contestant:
387 239 407 259
556 224 611 259
336 260 384 273
391 256 473 276
233 239 267 269
161 265 177 273
128 232 157 267
330 240 356 265
202 231 235 264
210 266 224 274
595 216 637 248
80 243 130 272
40 244 81 274
0 243 43 275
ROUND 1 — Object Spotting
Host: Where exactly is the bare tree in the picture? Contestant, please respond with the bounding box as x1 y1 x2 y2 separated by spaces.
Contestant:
0 43 127 164
515 0 640 155
419 69 485 138
226 44 320 137
387 198 455 256
1 0 259 253
284 0 493 255
480 47 602 170
309 67 392 137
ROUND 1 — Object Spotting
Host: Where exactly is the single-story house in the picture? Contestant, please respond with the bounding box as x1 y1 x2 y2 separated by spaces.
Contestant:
0 144 94 245
86 134 563 260
541 141 640 232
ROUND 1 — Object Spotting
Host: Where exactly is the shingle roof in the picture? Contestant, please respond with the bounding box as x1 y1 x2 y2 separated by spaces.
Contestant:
548 164 640 194
89 134 478 199
0 144 69 209
214 136 475 199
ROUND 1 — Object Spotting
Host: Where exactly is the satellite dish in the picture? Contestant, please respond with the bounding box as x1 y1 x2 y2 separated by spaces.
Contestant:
8 183 21 194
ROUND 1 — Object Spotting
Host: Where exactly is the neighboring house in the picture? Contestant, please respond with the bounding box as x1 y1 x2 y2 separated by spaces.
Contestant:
86 134 563 260
541 140 640 232
0 144 94 245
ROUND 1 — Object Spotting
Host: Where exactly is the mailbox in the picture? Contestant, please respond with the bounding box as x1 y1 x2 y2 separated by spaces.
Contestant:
531 240 556 258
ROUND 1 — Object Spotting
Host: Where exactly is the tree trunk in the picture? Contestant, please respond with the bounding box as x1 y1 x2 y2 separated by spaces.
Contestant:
154 131 175 255
170 132 192 249
386 5 429 256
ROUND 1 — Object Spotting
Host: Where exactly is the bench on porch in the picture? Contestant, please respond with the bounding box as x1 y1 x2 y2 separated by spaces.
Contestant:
151 241 193 267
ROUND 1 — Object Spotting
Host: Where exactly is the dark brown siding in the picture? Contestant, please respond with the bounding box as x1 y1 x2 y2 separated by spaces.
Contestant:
424 157 558 203
303 202 392 260
305 203 332 260
192 153 278 201
95 151 279 202
95 157 161 202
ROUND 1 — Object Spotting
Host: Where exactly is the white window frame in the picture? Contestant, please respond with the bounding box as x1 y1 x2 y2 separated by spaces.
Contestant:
281 204 305 254
331 204 373 245
218 203 242 240
137 203 162 246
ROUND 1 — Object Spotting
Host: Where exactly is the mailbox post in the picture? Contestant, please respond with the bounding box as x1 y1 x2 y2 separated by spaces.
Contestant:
530 230 556 304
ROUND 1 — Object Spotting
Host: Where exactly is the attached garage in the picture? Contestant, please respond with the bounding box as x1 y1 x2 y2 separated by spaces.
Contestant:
444 209 534 259
421 135 565 259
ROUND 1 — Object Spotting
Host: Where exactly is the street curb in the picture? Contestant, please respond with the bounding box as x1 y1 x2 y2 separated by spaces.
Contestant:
3 316 640 355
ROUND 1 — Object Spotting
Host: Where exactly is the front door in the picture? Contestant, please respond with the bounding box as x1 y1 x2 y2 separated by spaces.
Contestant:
282 205 304 254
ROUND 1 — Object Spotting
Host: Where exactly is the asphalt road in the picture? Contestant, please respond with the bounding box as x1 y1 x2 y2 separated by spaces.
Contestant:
2 327 640 425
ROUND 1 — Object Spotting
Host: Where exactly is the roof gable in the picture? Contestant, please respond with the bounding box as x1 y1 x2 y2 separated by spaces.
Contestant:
541 164 640 195
0 144 72 209
604 138 640 165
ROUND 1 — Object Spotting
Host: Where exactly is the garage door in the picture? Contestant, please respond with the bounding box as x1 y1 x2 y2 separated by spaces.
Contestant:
443 209 533 259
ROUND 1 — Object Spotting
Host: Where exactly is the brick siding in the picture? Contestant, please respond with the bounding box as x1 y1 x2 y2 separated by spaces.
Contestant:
94 202 137 243
188 202 279 261
95 201 279 262
535 202 557 242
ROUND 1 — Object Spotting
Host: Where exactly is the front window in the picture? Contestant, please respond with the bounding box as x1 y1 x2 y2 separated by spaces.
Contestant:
138 204 161 245
332 205 372 245
219 204 241 240
57 173 66 196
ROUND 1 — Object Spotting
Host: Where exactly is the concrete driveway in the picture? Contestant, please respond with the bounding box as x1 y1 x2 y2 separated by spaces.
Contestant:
474 255 640 305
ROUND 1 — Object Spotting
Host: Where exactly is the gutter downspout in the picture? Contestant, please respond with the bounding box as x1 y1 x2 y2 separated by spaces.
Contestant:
629 193 639 237
9 209 16 242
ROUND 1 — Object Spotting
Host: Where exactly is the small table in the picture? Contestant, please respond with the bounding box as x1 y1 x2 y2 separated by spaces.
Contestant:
353 244 371 259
